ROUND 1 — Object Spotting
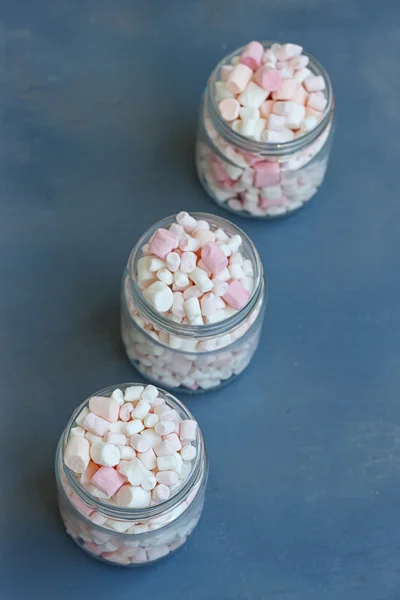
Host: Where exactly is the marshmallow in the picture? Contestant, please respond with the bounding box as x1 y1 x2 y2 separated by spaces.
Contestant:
226 63 253 94
90 441 120 467
64 436 90 473
116 485 151 508
144 281 174 312
89 396 120 423
239 41 264 71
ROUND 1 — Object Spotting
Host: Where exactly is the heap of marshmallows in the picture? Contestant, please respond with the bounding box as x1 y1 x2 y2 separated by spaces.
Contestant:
64 385 198 510
137 211 254 325
216 41 327 142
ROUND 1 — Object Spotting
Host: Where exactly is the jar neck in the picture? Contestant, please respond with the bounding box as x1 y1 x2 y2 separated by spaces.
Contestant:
59 384 206 521
128 212 264 340
205 42 334 157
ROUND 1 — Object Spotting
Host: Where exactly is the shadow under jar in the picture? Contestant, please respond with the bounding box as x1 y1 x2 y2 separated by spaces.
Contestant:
196 42 335 218
121 213 266 393
55 384 208 566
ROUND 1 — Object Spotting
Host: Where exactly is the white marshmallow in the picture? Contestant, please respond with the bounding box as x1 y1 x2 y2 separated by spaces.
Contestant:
156 268 174 285
124 386 144 401
131 399 151 420
124 419 145 436
111 388 124 405
165 251 181 272
143 281 173 312
90 441 120 467
188 268 213 293
116 485 151 508
238 82 269 108
184 297 202 322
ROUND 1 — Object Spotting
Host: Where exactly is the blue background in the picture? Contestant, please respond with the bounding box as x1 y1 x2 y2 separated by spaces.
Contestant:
1 1 399 598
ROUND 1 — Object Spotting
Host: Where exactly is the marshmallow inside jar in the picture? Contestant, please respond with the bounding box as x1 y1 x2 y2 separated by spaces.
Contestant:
121 211 266 393
196 41 334 219
55 383 208 567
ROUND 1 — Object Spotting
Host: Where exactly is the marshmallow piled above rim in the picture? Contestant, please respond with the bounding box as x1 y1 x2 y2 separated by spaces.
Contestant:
136 212 254 325
64 385 198 509
215 41 327 142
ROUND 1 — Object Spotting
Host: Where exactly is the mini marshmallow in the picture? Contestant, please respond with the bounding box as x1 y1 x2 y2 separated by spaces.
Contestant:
176 211 197 232
124 419 145 436
144 413 158 428
82 412 110 437
180 252 197 273
130 433 152 453
180 420 197 441
116 485 151 508
188 268 213 293
89 396 120 423
156 471 179 486
165 251 181 272
131 399 151 420
238 81 269 109
304 75 325 93
65 436 90 473
111 388 124 405
149 228 178 259
180 444 197 461
157 267 174 286
155 420 176 436
90 441 120 467
137 448 157 470
119 402 133 422
184 297 202 322
152 484 170 503
226 63 253 94
144 281 174 312
103 432 127 446
239 41 264 71
90 466 125 498
124 386 144 401
218 98 241 121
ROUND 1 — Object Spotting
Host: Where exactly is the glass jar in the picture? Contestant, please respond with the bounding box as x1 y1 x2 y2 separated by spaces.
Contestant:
121 213 266 393
55 383 208 566
196 42 334 218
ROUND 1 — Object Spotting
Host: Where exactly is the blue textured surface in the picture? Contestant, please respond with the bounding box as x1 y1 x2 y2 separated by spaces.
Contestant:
1 1 399 598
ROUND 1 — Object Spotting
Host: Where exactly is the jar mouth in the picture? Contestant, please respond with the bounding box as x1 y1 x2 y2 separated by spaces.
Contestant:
128 212 265 339
206 40 334 157
58 383 206 521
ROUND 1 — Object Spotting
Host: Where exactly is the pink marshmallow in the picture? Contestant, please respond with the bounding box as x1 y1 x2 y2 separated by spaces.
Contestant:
201 242 228 275
273 78 297 100
210 159 228 183
218 98 240 121
239 41 264 71
226 63 253 94
90 466 125 498
223 280 250 310
89 396 120 423
253 161 281 187
255 67 281 92
149 228 178 259
260 100 274 119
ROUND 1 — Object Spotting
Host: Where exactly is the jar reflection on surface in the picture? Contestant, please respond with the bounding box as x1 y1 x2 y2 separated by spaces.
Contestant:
121 213 266 393
196 43 335 218
55 384 208 566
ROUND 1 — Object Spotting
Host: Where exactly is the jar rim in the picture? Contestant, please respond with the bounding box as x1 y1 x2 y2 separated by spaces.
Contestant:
206 41 334 157
127 212 265 339
58 383 206 521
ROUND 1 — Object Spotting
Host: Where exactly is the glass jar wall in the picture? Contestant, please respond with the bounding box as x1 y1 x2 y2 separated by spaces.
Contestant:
55 384 208 566
196 43 334 218
121 213 266 393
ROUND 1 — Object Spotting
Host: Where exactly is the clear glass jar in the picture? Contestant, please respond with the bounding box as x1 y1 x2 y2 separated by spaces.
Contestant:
196 42 334 218
121 213 266 393
55 383 208 566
